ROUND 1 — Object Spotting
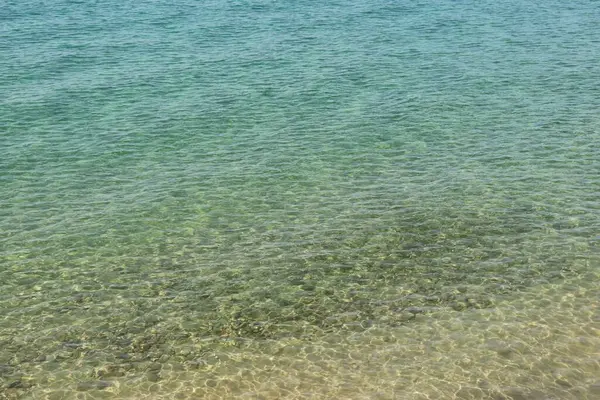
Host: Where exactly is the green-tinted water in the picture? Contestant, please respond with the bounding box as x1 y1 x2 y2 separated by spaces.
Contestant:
1 0 600 398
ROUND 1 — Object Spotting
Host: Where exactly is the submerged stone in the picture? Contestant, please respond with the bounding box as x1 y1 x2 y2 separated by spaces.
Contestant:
95 364 125 378
589 381 600 394
7 380 24 389
76 381 113 391
146 371 160 382
0 365 14 376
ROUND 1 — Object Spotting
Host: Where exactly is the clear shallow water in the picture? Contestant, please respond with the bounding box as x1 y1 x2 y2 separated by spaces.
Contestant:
1 0 600 398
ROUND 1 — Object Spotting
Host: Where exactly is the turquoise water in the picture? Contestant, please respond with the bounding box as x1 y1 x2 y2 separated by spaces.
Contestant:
2 0 600 398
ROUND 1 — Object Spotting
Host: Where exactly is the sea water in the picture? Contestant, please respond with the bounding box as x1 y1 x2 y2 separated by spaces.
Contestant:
1 0 600 398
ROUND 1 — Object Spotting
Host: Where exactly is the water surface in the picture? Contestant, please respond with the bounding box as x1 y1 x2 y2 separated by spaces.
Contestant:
1 0 600 398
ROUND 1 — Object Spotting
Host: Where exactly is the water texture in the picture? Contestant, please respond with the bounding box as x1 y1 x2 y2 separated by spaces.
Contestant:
1 0 600 398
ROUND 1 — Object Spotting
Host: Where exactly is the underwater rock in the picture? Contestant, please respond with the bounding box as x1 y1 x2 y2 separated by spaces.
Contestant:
325 311 361 325
76 380 113 391
552 370 571 387
7 380 24 389
147 362 162 371
451 301 467 311
589 381 600 394
95 364 126 378
405 307 425 315
0 364 14 376
492 386 548 400
146 371 160 382
484 340 516 358
186 358 208 369
55 350 73 360
454 386 486 399
342 322 364 332
158 354 170 363
63 342 84 349
397 311 416 322
46 391 68 400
